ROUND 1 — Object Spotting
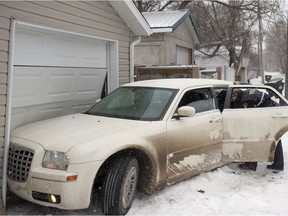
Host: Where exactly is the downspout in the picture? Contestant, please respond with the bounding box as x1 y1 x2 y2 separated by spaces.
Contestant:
2 19 16 207
130 36 141 82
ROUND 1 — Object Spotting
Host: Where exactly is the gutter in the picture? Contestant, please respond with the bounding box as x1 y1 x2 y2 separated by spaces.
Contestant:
130 36 141 82
3 19 16 207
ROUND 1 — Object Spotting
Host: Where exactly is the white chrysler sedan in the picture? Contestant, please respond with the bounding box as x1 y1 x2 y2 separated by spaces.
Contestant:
7 79 288 215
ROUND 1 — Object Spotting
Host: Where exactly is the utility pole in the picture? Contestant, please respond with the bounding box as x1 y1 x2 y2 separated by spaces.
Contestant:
285 17 288 99
258 1 265 84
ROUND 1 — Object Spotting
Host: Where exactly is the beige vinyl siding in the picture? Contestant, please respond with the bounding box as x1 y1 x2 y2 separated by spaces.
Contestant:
0 13 8 211
0 1 132 85
0 1 130 39
0 0 133 210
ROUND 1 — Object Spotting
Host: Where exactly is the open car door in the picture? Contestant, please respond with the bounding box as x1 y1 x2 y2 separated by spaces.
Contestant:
221 85 288 163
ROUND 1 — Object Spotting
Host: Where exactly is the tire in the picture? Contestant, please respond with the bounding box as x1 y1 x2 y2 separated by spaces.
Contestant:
101 156 139 215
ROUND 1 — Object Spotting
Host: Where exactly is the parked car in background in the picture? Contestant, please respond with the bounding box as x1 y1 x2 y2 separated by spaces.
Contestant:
7 79 288 215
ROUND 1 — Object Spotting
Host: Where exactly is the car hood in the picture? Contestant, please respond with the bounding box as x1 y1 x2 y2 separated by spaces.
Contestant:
11 113 150 152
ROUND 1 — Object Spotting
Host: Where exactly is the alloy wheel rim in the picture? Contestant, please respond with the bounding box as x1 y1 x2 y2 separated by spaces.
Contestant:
122 166 137 209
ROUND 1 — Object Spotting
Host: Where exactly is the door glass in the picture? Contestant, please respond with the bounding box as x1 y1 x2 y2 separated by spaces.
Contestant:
229 87 287 109
177 88 215 114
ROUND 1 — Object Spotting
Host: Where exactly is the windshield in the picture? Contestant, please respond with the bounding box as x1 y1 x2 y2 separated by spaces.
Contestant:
86 87 177 121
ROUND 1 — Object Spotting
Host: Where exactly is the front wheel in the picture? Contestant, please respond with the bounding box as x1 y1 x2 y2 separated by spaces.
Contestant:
101 156 139 215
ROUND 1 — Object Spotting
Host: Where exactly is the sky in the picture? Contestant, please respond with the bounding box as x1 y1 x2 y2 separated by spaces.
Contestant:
6 132 288 215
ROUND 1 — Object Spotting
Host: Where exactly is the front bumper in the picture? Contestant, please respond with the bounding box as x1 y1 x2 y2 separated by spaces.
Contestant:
8 161 102 210
7 138 102 210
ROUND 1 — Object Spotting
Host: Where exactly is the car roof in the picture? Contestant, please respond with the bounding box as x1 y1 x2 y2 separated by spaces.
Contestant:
123 78 232 90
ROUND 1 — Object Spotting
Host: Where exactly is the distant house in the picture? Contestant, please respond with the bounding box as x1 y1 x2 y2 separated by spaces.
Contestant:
135 10 200 67
195 46 249 82
0 0 150 211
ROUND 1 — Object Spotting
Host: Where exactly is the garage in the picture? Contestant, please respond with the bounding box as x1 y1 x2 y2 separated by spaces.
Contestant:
0 1 152 209
11 23 112 129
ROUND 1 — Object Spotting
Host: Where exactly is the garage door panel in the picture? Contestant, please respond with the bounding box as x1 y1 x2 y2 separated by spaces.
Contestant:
15 28 107 68
12 67 106 129
81 40 107 63
11 99 94 130
46 74 75 97
53 36 77 59
15 31 44 56
13 73 42 99
12 26 109 130
77 73 106 95
13 67 106 107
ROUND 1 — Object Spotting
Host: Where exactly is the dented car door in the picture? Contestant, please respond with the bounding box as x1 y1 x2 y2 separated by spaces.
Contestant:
221 86 288 163
166 87 223 183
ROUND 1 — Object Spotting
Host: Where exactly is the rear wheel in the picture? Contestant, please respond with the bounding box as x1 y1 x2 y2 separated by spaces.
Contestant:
101 156 139 215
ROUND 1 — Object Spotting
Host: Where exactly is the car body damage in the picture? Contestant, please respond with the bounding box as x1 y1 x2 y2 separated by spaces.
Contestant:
222 142 244 160
7 79 288 215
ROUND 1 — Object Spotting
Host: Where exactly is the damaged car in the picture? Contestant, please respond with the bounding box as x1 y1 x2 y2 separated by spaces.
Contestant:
7 79 288 215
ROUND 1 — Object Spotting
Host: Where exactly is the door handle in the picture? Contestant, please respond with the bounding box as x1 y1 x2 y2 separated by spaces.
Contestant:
209 117 221 123
272 113 288 118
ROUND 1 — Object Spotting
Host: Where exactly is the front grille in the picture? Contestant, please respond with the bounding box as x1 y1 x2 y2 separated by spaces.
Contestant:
7 144 34 183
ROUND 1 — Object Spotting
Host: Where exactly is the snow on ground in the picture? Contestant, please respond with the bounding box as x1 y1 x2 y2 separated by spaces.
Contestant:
7 133 288 215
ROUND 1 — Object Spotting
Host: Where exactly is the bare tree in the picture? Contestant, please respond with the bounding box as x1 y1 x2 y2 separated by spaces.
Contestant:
133 0 161 12
133 0 174 12
134 0 285 82
187 1 260 78
265 19 287 72
286 19 288 99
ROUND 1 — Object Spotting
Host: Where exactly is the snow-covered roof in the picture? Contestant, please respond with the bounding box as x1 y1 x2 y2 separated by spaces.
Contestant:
142 10 200 44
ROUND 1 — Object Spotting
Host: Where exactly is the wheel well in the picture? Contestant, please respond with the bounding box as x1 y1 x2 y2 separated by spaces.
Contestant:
275 127 288 141
93 149 156 196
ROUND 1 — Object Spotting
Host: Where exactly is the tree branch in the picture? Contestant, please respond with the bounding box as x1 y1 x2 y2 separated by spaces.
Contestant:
196 44 222 57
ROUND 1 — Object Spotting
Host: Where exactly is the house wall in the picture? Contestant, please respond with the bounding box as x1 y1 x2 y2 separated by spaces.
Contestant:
134 33 166 66
135 20 196 67
165 21 195 65
0 0 132 210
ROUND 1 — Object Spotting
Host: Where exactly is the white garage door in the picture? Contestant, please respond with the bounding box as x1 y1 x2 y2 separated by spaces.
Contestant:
176 46 190 65
11 26 108 129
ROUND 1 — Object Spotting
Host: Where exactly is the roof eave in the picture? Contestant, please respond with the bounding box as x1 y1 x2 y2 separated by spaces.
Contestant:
185 18 200 45
188 16 201 45
108 0 151 36
151 28 173 33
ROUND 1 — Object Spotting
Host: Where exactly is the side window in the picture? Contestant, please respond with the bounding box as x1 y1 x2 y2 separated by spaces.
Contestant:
229 87 287 109
178 88 215 113
265 88 288 106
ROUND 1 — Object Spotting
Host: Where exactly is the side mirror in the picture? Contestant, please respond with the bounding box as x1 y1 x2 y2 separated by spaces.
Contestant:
177 106 196 118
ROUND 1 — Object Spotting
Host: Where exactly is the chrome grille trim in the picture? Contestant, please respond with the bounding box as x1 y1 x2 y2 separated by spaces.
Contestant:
7 143 34 183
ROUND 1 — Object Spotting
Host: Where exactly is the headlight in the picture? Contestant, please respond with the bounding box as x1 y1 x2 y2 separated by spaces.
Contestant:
42 151 70 171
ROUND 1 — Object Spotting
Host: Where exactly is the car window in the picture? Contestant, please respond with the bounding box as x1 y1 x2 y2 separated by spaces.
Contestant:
178 88 215 113
229 87 288 109
86 87 177 121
